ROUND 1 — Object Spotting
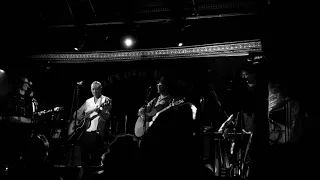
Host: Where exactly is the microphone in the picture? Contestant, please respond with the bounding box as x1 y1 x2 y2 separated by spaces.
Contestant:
77 81 84 85
145 86 152 98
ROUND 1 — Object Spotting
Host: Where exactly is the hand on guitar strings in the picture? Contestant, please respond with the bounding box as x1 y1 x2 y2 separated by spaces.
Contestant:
138 108 145 116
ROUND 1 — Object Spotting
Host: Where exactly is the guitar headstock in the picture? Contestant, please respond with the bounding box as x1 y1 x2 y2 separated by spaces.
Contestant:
54 106 64 112
36 106 64 116
172 98 185 106
99 100 111 109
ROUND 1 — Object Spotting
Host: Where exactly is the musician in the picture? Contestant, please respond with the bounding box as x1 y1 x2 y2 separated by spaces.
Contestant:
2 76 37 168
135 76 173 137
219 65 257 134
139 76 200 179
215 64 258 178
70 81 112 178
239 67 257 133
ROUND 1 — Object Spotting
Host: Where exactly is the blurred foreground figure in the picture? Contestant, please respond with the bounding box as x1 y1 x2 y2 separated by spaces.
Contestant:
92 134 140 180
139 77 200 179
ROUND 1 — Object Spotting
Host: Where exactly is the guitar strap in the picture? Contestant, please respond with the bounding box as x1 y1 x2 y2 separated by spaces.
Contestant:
97 96 103 107
151 96 159 108
152 96 172 112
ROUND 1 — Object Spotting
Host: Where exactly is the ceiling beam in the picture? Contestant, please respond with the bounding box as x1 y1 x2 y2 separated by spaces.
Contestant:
47 12 258 28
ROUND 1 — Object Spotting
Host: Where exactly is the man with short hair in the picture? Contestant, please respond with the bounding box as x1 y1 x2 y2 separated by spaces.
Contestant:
68 81 112 179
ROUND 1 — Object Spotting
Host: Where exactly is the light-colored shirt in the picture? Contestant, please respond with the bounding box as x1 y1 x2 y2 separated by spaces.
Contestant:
76 95 112 132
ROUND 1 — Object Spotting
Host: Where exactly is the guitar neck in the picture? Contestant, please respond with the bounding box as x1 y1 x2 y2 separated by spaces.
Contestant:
158 99 185 114
157 104 173 115
83 102 108 117
86 108 98 115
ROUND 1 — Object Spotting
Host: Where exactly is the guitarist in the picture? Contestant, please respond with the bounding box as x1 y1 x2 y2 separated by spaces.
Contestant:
2 76 43 168
135 76 173 137
70 81 112 175
138 76 200 179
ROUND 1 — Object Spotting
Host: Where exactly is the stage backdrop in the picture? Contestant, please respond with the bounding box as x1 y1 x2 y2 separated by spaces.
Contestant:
4 56 251 135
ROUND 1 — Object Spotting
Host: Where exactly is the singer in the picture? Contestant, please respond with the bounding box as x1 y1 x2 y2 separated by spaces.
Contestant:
134 76 173 137
68 81 112 179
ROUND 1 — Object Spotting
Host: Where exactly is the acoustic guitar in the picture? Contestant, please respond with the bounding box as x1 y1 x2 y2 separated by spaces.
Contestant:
134 108 159 138
148 98 185 128
67 101 110 142
134 98 185 137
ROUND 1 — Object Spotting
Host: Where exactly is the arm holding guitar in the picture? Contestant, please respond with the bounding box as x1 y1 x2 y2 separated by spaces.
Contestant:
138 98 155 116
99 98 112 121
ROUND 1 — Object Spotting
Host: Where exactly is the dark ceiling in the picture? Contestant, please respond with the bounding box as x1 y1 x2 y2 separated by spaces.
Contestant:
3 0 270 56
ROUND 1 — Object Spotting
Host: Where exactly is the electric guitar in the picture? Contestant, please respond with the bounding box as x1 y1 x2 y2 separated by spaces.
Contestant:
67 101 110 142
134 98 185 137
36 106 64 116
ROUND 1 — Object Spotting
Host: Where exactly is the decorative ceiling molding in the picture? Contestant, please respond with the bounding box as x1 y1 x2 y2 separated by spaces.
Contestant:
29 39 262 63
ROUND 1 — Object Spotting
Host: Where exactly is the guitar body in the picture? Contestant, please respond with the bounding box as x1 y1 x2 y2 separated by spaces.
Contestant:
147 99 185 132
134 99 185 137
67 102 109 142
134 109 157 137
134 116 147 138
67 117 88 142
67 120 84 142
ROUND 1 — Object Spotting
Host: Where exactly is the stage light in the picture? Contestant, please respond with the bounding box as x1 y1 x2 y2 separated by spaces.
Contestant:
125 38 133 47
122 35 136 49
0 69 8 97
178 42 183 46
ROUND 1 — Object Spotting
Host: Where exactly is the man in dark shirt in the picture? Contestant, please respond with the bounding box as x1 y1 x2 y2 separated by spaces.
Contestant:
139 76 200 179
2 76 38 168
134 76 173 137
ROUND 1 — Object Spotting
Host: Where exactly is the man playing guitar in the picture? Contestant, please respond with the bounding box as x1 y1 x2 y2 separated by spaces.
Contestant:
67 81 112 176
134 76 173 138
138 76 200 179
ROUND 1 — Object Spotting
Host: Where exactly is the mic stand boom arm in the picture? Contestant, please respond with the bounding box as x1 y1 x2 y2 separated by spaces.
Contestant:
74 84 81 139
208 83 229 119
68 83 80 166
142 88 152 131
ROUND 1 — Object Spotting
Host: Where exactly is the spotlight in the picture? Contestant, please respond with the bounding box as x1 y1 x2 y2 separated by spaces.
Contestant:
178 42 183 47
122 35 136 49
125 38 133 47
0 69 8 97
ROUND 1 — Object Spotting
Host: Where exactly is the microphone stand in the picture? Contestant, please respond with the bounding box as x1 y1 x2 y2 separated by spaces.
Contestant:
69 83 80 167
22 91 37 168
208 83 229 120
208 83 231 174
142 87 152 135
74 83 80 141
